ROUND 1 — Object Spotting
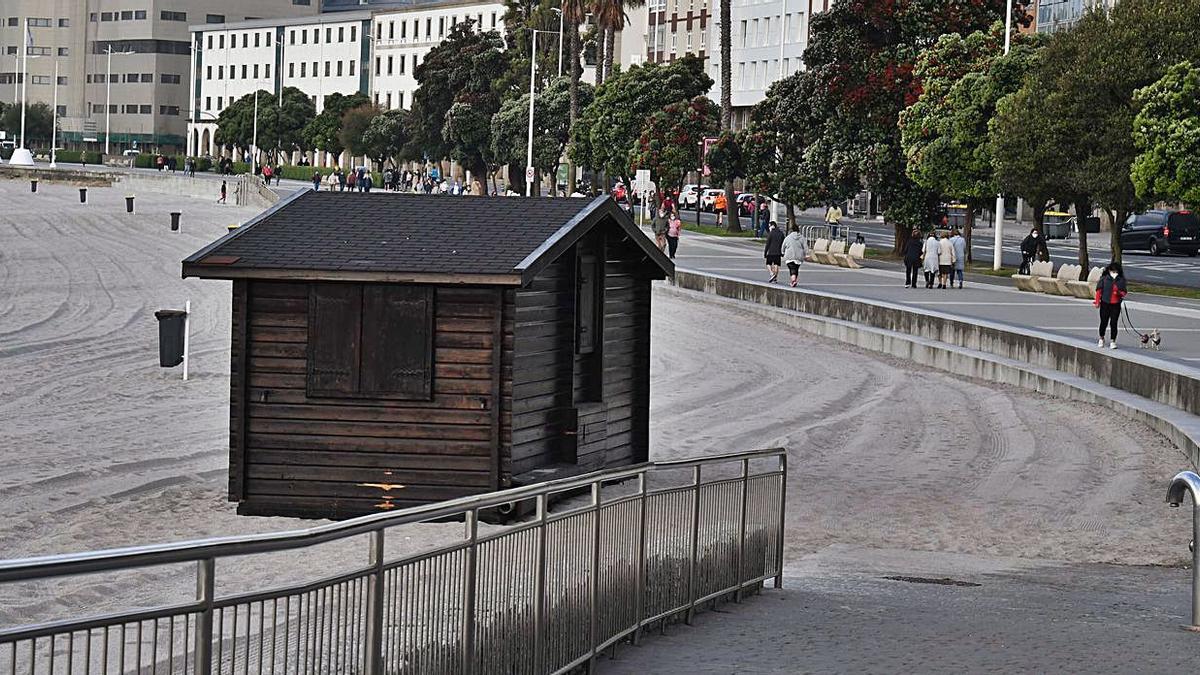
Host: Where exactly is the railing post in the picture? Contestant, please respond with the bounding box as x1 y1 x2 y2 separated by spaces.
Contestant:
587 480 601 671
1192 502 1200 629
633 472 648 646
533 494 548 674
775 453 787 589
364 529 385 675
686 465 701 625
736 458 749 602
193 558 215 675
461 509 478 675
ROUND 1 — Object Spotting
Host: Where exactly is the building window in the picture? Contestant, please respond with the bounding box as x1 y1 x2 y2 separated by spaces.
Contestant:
375 57 381 76
56 105 66 116
218 66 224 79
398 91 404 109
28 47 51 56
387 55 393 75
217 96 223 110
349 60 355 75
140 104 151 114
140 73 153 82
398 55 405 74
241 33 248 48
219 35 224 49
389 22 395 40
400 21 406 39
386 92 392 108
162 73 182 84
90 13 98 22
253 64 259 78
205 96 212 110
306 284 433 400
491 13 497 28
411 54 417 71
31 75 51 85
207 35 212 50
161 11 187 22
160 105 180 115
101 12 114 21
740 20 747 48
426 18 431 38
58 18 70 27
206 14 225 24
241 64 247 78
326 61 331 77
338 26 344 42
290 30 295 45
289 63 295 78
57 76 67 85
206 65 212 79
58 47 68 56
351 26 356 41
301 30 307 44
293 0 311 5
438 17 444 37
300 62 306 77
27 17 49 27
265 64 271 78
135 10 147 20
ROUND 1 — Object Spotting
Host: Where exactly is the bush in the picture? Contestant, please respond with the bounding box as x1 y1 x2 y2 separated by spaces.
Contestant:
51 150 105 164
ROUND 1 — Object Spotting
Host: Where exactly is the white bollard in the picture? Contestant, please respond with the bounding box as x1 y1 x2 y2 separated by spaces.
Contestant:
182 300 191 381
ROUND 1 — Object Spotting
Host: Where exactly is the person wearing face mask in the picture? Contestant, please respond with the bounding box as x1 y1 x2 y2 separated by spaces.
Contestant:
1019 228 1048 274
1093 263 1128 349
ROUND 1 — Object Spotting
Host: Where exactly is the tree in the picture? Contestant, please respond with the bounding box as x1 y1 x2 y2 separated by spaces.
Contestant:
491 76 594 194
572 54 712 188
1 103 54 145
1133 61 1200 206
741 71 856 227
990 83 1068 236
339 104 380 161
362 108 410 168
563 0 588 194
802 0 1016 252
704 131 743 187
593 0 646 82
718 0 738 231
633 97 720 197
408 21 510 193
900 25 1043 261
301 92 370 165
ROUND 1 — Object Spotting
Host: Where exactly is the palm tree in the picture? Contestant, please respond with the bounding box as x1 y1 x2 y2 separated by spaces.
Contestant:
592 0 646 82
718 0 740 232
564 0 587 194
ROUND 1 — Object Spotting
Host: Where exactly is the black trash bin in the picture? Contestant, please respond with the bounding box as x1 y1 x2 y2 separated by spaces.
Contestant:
79 188 88 203
170 212 181 231
30 179 37 193
154 309 187 367
125 195 135 213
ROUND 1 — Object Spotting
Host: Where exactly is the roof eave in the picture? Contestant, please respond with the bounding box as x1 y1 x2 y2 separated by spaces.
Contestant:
181 264 523 286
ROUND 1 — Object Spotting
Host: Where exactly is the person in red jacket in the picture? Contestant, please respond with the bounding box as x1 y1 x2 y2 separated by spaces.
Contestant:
1093 263 1128 349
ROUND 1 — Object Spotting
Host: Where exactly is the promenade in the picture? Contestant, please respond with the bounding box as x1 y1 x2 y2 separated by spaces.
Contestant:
666 229 1200 368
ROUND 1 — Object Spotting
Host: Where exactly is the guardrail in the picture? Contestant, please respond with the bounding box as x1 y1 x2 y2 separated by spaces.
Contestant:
0 448 786 674
1167 470 1200 630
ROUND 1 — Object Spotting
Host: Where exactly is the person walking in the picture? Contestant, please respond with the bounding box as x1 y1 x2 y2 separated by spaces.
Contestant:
903 229 923 288
1019 228 1047 275
937 230 956 289
922 231 940 288
218 180 227 204
262 164 273 185
781 224 809 288
666 211 682 259
652 207 670 253
714 192 728 227
311 171 321 191
756 200 770 238
825 202 843 240
763 221 785 283
1094 263 1128 349
949 229 967 288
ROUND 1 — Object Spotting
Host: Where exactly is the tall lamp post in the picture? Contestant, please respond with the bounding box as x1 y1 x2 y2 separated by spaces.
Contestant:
49 60 59 168
525 28 560 196
551 8 564 77
104 46 135 156
993 0 1014 271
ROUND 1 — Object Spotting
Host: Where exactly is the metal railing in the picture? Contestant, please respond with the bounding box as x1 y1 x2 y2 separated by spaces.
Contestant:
0 449 786 674
1166 470 1200 631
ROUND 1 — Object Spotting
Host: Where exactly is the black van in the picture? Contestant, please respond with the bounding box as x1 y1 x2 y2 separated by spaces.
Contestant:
1119 210 1200 256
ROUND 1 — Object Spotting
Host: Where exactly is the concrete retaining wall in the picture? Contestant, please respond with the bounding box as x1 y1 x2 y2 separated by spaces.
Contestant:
669 272 1200 469
0 166 113 186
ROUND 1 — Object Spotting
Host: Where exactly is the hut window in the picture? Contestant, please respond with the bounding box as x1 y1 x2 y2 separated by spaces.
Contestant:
576 254 601 355
307 284 433 399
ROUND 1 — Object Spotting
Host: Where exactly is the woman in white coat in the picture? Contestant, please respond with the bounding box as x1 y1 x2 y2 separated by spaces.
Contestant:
922 232 940 289
781 224 809 287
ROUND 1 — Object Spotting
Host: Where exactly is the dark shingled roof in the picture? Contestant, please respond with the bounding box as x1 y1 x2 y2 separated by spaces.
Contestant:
182 191 672 285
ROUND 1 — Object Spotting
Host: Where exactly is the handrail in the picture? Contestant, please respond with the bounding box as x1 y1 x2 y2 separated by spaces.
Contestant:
0 447 787 675
1166 470 1200 630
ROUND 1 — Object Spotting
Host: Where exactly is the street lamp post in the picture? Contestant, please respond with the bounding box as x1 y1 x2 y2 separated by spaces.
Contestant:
993 0 1014 271
252 89 259 166
104 46 135 156
526 29 538 197
50 60 58 168
551 8 564 77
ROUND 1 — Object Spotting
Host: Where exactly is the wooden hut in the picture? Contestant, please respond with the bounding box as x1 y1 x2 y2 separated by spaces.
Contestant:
183 191 673 519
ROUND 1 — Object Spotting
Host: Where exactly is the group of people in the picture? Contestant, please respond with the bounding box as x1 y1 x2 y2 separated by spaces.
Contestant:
903 229 966 289
650 201 684 259
761 221 810 286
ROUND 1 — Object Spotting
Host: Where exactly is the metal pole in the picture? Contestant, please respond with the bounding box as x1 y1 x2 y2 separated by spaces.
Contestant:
993 0 1013 271
182 300 191 382
735 458 749 602
774 452 787 589
363 530 385 675
525 30 537 197
19 19 29 149
1192 503 1200 629
557 10 564 77
50 60 58 168
532 494 548 673
632 472 647 645
252 90 259 168
461 509 478 675
588 480 601 667
685 465 701 625
194 558 215 675
105 48 113 156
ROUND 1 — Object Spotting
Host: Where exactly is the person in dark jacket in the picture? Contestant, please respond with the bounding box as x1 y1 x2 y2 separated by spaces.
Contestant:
764 221 785 283
903 229 924 288
1094 263 1128 349
1019 228 1048 274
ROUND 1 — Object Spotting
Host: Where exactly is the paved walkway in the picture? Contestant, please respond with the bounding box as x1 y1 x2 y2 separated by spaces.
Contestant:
668 230 1200 369
599 546 1198 674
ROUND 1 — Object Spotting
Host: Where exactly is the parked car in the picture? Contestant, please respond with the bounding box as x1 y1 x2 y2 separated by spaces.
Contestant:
1120 209 1200 256
680 183 708 209
699 188 725 212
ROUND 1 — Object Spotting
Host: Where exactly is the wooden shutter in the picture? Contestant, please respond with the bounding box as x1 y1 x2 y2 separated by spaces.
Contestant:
307 283 362 397
361 285 433 399
576 254 598 355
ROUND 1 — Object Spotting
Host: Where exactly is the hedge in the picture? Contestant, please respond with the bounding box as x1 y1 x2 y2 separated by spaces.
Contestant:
54 150 105 164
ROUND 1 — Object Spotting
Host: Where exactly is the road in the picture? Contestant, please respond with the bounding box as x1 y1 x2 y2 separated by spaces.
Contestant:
663 205 1200 288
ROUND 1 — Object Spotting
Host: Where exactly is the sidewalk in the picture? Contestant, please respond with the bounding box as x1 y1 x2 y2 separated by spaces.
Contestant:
599 546 1197 674
668 230 1200 368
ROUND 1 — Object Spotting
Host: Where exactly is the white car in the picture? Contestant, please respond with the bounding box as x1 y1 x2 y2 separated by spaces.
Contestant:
680 184 708 209
699 188 724 212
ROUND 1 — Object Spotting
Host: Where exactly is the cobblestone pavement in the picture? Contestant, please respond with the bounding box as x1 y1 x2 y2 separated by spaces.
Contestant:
599 546 1197 674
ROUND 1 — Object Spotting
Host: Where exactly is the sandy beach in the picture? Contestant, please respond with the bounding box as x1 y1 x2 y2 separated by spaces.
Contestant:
0 179 1189 628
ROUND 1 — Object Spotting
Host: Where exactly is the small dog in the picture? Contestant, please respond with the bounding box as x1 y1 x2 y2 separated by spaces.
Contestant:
1139 329 1162 351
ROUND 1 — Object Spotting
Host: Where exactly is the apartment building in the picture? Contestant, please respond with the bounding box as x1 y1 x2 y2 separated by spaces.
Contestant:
1034 0 1118 33
619 0 710 68
188 0 505 162
0 1 319 153
370 0 505 113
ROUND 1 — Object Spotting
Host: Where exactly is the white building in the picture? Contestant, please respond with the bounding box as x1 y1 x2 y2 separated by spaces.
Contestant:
370 0 506 114
707 0 829 128
186 1 505 165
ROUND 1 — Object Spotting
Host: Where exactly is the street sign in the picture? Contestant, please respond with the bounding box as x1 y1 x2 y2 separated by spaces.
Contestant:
701 136 719 177
635 169 651 194
526 166 535 183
